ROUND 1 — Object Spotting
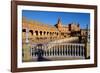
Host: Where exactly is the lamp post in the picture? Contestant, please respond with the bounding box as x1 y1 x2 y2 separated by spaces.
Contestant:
23 26 31 61
26 28 29 43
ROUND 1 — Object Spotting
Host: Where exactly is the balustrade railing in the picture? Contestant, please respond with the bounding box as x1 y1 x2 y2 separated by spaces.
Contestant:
30 43 85 58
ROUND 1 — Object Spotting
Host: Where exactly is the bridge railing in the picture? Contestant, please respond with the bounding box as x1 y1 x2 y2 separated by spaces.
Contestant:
30 43 85 58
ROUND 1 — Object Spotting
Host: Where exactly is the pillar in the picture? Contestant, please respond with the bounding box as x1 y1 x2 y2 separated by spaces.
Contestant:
22 43 32 62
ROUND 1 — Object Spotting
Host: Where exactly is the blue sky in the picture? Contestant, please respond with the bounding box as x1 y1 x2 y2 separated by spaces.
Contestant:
22 10 90 29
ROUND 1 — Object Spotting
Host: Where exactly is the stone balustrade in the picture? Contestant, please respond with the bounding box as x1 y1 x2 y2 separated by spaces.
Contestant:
30 43 85 59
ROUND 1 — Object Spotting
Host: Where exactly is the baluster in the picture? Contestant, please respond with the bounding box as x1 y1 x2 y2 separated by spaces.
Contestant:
49 49 51 56
59 46 61 56
34 48 37 56
68 45 70 56
74 45 76 56
61 45 63 56
69 45 71 56
76 45 78 56
80 46 82 56
72 45 74 56
82 46 84 57
55 48 57 56
59 45 61 56
77 45 79 56
67 45 69 56
44 46 46 56
62 45 63 56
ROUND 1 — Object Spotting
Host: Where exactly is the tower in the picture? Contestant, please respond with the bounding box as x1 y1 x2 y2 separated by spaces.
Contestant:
55 18 62 28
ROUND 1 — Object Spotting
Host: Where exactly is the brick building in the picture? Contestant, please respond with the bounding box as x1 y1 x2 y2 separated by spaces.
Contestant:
22 17 81 44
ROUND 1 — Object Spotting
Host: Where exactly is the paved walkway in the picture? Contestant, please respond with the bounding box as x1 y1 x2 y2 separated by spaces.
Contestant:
48 37 78 44
47 37 79 49
24 56 84 62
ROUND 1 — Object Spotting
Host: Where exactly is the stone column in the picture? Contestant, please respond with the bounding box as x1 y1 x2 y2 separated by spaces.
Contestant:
22 43 31 62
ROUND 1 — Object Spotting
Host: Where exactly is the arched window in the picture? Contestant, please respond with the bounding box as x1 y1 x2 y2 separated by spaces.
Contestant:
57 33 58 36
50 32 52 35
22 29 26 32
44 31 46 35
47 32 49 35
40 31 42 35
35 31 38 36
53 32 54 35
51 32 53 35
29 30 33 35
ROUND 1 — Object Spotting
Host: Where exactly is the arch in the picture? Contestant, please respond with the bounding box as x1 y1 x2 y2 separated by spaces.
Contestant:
35 31 38 36
22 29 26 32
40 31 42 35
57 32 58 36
29 30 33 35
44 31 46 35
50 32 52 35
47 32 49 35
